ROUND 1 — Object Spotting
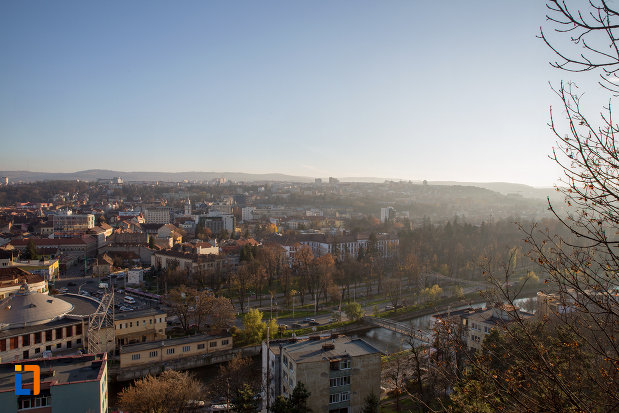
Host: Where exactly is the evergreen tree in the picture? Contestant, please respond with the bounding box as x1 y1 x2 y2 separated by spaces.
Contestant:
231 383 259 413
361 392 379 413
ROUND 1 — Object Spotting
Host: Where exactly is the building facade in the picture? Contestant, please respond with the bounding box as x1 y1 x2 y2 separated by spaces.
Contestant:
0 353 108 413
119 334 232 368
263 335 381 413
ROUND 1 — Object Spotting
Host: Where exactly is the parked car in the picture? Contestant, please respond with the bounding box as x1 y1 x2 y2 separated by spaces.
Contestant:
385 305 394 311
309 321 320 326
59 287 68 293
291 323 302 329
79 291 90 296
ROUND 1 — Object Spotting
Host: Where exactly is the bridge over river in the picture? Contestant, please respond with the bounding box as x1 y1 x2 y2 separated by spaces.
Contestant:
362 316 433 344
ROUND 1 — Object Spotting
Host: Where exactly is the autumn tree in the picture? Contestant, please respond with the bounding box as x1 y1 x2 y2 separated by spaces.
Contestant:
168 286 234 333
449 4 619 410
343 302 363 321
118 370 203 413
292 245 314 305
232 263 256 313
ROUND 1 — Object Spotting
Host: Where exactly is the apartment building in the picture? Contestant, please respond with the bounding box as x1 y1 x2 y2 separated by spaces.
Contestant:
263 335 381 413
0 353 108 413
434 304 535 351
144 207 172 224
52 212 95 233
119 333 232 368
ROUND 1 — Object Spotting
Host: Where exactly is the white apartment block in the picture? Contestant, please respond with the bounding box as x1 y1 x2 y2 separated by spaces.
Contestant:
144 207 172 224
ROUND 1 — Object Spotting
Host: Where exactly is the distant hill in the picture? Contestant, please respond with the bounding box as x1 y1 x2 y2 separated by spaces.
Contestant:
428 181 560 201
0 170 559 201
0 169 314 184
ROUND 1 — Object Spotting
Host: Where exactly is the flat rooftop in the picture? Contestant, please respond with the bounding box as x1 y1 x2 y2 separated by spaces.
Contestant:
61 294 100 316
120 333 228 353
279 336 381 363
115 307 166 321
0 353 107 393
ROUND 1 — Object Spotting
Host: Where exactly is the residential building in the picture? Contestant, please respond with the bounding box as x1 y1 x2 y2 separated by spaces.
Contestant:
144 207 172 224
9 237 98 260
52 212 95 233
262 335 381 413
151 249 230 274
434 304 535 351
0 353 108 413
380 207 395 223
119 333 232 368
298 233 399 261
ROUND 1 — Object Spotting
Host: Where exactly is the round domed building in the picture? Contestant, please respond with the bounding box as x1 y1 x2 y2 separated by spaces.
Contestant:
0 283 99 362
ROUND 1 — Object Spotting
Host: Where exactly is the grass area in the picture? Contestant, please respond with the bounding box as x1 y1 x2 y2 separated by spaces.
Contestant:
275 309 330 319
380 395 417 413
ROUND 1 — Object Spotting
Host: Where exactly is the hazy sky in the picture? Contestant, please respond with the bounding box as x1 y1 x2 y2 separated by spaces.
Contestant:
0 1 609 186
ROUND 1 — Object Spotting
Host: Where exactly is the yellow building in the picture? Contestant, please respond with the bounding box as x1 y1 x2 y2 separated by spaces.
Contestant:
119 334 232 368
114 308 167 348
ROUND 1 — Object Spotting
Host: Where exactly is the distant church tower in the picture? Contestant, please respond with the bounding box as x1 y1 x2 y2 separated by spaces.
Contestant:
184 198 192 216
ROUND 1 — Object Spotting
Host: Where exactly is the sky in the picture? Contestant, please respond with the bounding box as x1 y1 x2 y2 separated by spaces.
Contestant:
0 1 610 186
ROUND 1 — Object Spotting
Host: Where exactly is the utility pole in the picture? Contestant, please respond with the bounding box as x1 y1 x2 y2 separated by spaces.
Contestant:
266 326 270 412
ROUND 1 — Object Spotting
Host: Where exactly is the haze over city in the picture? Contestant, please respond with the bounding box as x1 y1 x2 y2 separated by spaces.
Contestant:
2 1 606 187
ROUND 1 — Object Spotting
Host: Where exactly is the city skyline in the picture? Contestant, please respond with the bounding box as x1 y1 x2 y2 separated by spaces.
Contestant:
0 1 609 186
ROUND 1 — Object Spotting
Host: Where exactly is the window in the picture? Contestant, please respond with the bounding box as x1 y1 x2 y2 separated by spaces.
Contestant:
283 356 288 367
76 324 82 335
340 359 351 370
118 324 122 330
330 376 351 387
149 351 158 357
10 337 18 350
167 348 175 355
209 342 217 348
131 354 141 360
330 394 340 404
0 339 6 352
67 341 72 348
22 334 30 346
34 332 42 344
45 330 53 341
46 345 51 351
341 392 350 401
289 363 294 372
221 339 229 345
55 328 63 339
129 322 133 328
35 348 40 354
197 344 205 350
56 343 62 349
182 345 190 352
66 326 73 337
76 338 82 344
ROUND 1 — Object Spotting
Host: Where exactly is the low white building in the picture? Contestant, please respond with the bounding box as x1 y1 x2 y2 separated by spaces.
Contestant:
127 268 144 286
